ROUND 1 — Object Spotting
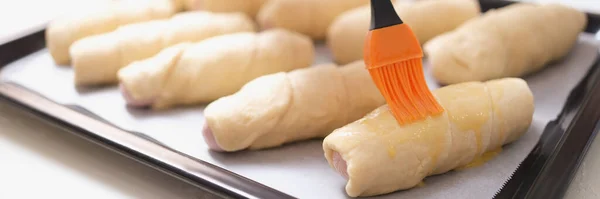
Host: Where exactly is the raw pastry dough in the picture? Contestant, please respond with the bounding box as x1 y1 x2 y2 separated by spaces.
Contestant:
424 3 586 85
118 29 315 109
257 0 369 39
70 11 255 86
203 61 386 152
183 0 268 18
323 78 534 197
328 0 480 64
46 0 182 65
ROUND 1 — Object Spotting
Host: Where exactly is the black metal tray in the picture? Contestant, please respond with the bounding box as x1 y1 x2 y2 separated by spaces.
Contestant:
1 1 599 198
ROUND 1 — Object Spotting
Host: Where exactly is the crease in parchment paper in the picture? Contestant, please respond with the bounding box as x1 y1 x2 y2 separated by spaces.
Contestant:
0 34 598 199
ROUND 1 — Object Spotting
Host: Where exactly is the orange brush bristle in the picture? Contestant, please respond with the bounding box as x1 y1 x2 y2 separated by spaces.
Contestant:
364 0 444 125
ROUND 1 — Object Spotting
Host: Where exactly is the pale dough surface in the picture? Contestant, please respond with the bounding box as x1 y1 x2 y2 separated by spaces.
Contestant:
204 61 386 152
45 0 182 65
183 0 268 18
323 77 534 197
70 11 255 86
327 0 480 65
257 0 369 39
118 29 315 109
424 3 587 85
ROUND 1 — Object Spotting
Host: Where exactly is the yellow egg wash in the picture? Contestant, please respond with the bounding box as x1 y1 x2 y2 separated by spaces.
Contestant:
455 147 503 170
362 106 448 170
452 112 490 155
441 83 492 156
404 116 446 169
359 108 389 135
358 107 402 159
387 141 397 158
416 181 426 188
393 113 448 169
491 85 506 146
497 108 505 142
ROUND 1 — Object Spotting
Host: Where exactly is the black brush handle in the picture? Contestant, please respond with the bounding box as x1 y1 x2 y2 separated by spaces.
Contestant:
370 0 403 30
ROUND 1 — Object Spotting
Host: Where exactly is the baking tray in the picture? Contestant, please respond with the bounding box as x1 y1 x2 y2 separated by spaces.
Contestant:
1 1 600 198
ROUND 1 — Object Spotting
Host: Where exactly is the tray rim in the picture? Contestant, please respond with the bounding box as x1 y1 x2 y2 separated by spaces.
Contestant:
0 83 296 199
1 1 600 199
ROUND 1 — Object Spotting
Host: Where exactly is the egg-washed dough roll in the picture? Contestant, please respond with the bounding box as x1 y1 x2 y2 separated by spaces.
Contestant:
257 0 369 39
183 0 268 18
328 0 480 65
118 29 314 109
424 3 586 85
323 78 534 197
46 0 183 65
202 61 386 152
70 12 255 86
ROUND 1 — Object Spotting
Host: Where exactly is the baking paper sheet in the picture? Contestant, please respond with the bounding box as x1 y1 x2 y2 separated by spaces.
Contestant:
1 33 598 199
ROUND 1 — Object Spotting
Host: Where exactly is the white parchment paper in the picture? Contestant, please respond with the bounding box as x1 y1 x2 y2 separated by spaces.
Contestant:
1 33 598 199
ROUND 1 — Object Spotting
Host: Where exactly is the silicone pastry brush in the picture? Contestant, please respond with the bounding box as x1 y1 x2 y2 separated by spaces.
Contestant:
363 0 444 124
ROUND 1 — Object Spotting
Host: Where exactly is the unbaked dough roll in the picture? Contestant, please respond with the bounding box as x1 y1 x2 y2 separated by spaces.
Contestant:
70 11 255 86
202 61 386 152
118 29 314 109
328 0 480 65
183 0 268 18
46 0 182 65
257 0 369 39
322 77 534 197
424 3 586 85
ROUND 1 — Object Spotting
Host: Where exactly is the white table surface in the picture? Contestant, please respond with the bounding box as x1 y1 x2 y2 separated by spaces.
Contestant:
0 0 599 199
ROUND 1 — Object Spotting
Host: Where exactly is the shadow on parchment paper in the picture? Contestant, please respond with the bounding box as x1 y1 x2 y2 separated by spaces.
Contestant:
124 104 206 119
207 139 328 166
74 84 116 94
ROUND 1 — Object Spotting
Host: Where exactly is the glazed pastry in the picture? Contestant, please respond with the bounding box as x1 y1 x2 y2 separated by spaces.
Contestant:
424 3 586 85
257 0 369 39
202 61 386 152
183 0 268 18
327 0 480 64
118 29 315 109
46 0 182 65
70 11 255 86
323 78 534 197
